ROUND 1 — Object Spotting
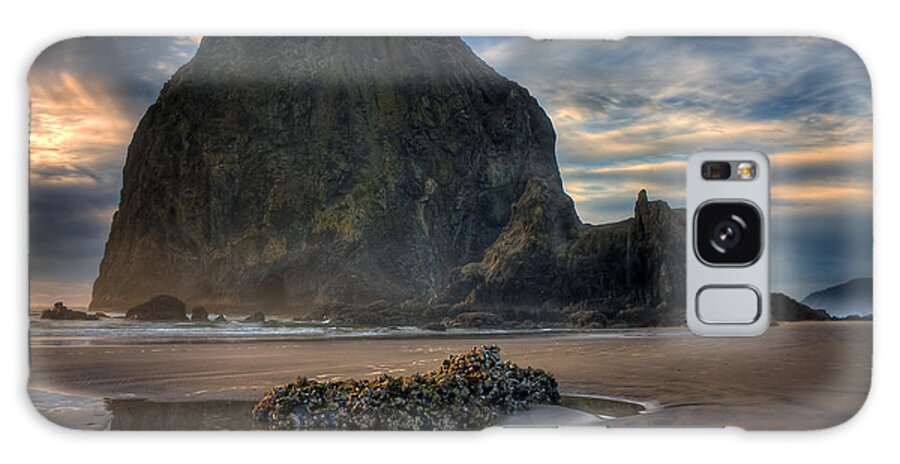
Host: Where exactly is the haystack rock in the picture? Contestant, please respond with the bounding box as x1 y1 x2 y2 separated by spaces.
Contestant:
90 37 562 312
91 37 688 325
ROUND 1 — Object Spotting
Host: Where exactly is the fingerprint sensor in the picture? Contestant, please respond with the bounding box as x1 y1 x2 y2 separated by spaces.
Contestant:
696 286 761 324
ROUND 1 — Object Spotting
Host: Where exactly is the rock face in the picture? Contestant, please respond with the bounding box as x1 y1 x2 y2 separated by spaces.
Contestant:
445 185 686 327
91 37 561 312
253 345 559 430
125 295 188 321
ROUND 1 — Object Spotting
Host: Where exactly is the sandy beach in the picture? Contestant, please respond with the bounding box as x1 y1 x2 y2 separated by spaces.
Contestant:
28 321 871 430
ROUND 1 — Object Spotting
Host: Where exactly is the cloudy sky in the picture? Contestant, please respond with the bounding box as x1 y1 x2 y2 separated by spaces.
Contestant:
29 36 871 306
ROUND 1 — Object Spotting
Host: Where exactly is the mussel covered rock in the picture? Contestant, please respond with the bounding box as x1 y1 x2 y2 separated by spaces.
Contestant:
252 345 559 430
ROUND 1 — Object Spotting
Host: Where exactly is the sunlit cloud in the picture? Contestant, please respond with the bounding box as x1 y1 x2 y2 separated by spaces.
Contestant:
584 159 686 174
772 182 871 211
29 37 200 306
29 280 93 310
30 72 134 186
769 142 872 167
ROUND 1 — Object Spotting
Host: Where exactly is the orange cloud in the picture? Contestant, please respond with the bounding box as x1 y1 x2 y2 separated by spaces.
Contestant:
29 71 133 185
581 159 686 175
769 142 872 167
772 182 870 204
29 279 94 309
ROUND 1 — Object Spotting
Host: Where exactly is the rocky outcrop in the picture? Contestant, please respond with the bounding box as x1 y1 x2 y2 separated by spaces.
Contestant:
771 293 831 321
241 311 266 323
253 345 559 430
444 185 686 327
190 306 209 322
90 37 561 312
40 302 100 321
443 311 503 328
421 322 446 331
125 295 188 321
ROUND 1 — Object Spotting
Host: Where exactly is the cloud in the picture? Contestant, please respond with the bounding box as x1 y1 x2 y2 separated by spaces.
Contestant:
29 72 134 186
28 37 199 306
465 37 871 297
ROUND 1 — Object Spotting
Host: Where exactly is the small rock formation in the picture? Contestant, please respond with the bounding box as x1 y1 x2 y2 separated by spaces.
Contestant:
421 322 446 332
214 314 227 322
190 306 209 322
771 293 831 321
253 345 559 430
443 311 503 328
444 186 686 327
565 305 609 328
124 295 188 321
241 311 266 323
39 302 99 321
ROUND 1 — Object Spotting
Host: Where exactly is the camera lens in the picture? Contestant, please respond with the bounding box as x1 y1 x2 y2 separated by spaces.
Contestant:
701 161 732 180
695 202 762 265
711 218 743 251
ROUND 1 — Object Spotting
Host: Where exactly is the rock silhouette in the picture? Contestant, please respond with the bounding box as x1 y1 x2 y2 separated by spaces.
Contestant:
125 295 188 321
771 293 831 321
801 278 873 317
40 302 99 321
90 37 687 326
91 37 561 312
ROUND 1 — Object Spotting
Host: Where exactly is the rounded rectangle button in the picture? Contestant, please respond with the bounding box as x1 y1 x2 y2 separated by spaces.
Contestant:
696 285 762 324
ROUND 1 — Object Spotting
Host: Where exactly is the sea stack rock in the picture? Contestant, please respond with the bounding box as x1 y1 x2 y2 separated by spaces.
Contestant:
90 37 562 312
125 295 188 321
40 301 98 321
190 306 210 322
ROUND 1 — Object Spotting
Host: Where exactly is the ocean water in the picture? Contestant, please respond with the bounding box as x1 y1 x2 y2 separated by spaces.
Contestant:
29 314 684 346
29 315 568 346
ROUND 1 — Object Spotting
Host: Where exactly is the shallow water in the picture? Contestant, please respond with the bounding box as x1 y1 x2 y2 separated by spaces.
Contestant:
30 388 646 431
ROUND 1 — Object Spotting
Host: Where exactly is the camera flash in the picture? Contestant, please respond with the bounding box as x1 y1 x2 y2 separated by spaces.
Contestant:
737 162 756 180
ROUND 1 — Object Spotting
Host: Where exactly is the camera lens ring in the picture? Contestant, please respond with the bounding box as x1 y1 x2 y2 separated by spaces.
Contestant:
693 201 763 266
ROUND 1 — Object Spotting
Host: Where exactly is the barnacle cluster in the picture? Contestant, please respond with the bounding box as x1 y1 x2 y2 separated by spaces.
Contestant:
252 345 560 430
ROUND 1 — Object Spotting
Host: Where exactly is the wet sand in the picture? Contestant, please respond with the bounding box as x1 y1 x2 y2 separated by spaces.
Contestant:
28 321 871 430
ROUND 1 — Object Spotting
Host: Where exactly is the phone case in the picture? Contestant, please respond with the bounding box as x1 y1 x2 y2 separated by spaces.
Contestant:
28 36 872 431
